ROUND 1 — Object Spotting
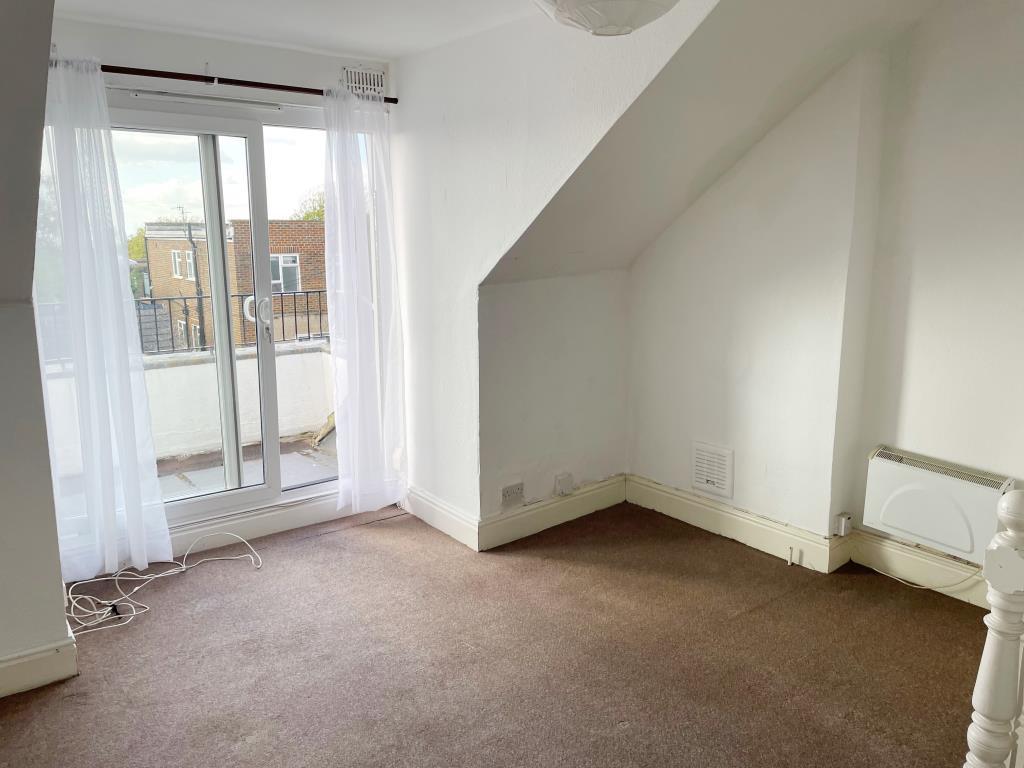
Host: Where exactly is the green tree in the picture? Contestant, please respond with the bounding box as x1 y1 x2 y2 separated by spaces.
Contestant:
292 189 324 221
127 226 147 262
126 226 148 298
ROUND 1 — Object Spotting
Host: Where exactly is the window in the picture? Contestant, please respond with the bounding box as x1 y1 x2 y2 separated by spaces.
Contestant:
175 319 186 346
191 324 201 349
270 254 300 293
185 250 196 281
171 250 183 278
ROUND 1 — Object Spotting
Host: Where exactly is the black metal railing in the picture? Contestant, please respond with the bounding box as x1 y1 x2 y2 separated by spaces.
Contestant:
135 295 211 354
136 290 329 355
231 290 330 349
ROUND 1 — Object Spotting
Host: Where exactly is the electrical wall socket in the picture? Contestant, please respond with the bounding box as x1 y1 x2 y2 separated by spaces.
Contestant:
554 472 575 496
501 482 524 508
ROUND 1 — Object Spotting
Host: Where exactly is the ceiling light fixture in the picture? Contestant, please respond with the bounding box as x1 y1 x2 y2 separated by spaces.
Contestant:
534 0 681 35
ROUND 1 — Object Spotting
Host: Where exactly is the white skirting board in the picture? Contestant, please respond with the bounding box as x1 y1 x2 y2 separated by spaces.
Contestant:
0 623 77 699
405 476 628 552
404 475 987 608
848 528 987 609
404 487 481 551
478 476 627 551
624 474 986 606
624 475 846 573
169 491 350 556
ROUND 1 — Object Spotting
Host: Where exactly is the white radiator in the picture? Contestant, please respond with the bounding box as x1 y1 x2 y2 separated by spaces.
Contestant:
863 446 1014 565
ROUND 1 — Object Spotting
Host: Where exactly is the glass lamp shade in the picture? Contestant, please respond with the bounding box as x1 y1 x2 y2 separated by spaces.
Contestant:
534 0 681 35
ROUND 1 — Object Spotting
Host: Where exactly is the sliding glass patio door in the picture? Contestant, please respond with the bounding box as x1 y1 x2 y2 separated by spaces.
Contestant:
109 111 281 523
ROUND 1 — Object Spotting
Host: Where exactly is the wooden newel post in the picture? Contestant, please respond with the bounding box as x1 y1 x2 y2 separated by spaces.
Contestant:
965 489 1024 768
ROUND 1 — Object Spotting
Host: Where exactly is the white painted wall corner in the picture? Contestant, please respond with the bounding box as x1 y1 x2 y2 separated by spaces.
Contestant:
0 623 77 699
405 486 481 551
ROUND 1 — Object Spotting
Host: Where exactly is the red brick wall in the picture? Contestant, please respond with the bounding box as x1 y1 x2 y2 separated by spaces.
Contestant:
145 234 216 350
229 220 254 347
145 219 327 350
229 219 328 344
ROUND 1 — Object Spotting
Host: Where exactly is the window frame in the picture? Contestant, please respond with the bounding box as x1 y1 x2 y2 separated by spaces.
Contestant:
185 250 196 281
190 323 201 349
270 253 301 294
171 249 183 278
107 101 339 531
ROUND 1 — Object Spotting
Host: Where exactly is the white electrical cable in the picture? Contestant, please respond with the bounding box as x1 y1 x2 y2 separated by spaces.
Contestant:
65 532 262 636
863 562 982 592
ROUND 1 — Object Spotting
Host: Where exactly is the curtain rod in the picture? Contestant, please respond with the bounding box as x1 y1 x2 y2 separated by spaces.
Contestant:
99 65 399 104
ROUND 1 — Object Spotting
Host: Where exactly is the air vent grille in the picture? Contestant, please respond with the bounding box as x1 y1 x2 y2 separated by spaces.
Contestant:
871 446 1011 491
693 441 733 499
344 68 387 99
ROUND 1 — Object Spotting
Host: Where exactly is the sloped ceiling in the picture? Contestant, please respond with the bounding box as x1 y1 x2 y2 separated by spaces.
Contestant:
484 0 938 284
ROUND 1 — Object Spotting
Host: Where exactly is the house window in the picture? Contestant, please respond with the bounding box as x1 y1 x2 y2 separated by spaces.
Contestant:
185 250 196 281
191 324 201 349
176 319 186 346
171 250 183 278
270 254 300 293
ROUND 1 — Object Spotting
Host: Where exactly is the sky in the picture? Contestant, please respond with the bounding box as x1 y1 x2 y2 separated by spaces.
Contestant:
112 125 326 236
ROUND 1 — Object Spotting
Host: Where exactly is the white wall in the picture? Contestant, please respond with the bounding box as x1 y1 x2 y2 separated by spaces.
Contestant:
854 0 1024 520
139 344 334 457
487 0 933 285
829 54 888 519
392 2 718 519
0 0 71 665
479 271 628 517
628 55 885 537
50 17 387 105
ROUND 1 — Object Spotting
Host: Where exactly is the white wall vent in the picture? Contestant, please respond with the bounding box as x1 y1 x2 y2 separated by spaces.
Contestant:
864 445 1014 564
344 68 387 99
693 441 733 499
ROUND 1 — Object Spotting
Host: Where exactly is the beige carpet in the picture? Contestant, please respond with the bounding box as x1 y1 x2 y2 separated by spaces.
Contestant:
0 503 983 768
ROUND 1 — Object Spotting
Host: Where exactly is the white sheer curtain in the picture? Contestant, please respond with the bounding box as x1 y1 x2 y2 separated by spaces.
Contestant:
33 58 171 583
324 88 406 513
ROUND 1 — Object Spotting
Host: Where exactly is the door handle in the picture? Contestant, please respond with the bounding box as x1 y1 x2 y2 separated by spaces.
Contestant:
256 297 273 342
257 297 273 325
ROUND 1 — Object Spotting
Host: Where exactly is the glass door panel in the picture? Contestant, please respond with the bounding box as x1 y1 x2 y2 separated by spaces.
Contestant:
111 127 270 504
215 135 265 490
263 125 338 489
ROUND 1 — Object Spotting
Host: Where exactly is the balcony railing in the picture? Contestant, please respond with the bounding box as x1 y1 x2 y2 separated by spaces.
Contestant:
136 290 329 354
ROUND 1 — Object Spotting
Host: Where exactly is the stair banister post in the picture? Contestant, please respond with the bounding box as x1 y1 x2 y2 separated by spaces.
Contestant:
965 489 1024 768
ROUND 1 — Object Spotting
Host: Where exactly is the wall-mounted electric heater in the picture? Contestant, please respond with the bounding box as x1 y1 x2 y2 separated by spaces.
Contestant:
863 446 1015 564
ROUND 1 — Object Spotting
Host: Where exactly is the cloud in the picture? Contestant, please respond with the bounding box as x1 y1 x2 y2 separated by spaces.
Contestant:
119 178 205 232
112 130 199 168
264 126 325 219
112 126 325 234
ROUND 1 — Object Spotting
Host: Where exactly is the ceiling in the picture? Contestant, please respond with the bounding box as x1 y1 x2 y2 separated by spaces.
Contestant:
485 0 938 283
53 0 536 59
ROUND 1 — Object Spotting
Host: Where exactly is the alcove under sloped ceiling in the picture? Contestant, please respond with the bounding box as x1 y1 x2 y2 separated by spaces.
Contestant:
482 0 937 285
477 0 940 527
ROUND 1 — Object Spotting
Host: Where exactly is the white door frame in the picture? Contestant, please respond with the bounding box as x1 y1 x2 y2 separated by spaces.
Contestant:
110 108 282 525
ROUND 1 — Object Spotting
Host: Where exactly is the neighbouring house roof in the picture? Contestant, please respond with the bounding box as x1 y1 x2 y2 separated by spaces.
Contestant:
144 222 232 242
144 220 324 242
